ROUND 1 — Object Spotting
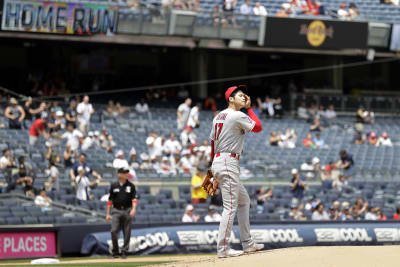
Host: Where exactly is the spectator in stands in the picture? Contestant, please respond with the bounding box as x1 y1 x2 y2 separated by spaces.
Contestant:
308 103 318 120
158 156 175 176
336 150 354 179
177 98 192 130
139 153 151 170
213 5 227 26
313 133 328 148
240 0 252 14
63 144 75 169
368 132 378 146
280 128 297 149
5 97 25 129
328 200 341 220
333 174 347 192
70 153 102 183
392 207 400 220
377 132 393 146
223 0 238 25
365 207 377 220
76 95 94 133
323 104 337 123
273 97 283 118
312 203 329 221
310 117 324 132
165 133 182 155
106 100 118 117
45 142 61 165
115 102 129 116
182 204 200 223
205 205 222 222
23 98 46 128
81 131 95 151
191 166 208 204
46 161 59 191
321 161 337 190
99 129 116 153
178 149 193 174
253 2 267 15
301 157 319 179
353 131 366 144
356 106 374 124
204 97 217 111
376 208 387 220
35 189 52 211
28 113 50 145
291 168 306 202
348 3 359 19
255 187 273 214
303 133 315 148
337 2 350 20
61 123 83 152
339 202 353 220
187 103 201 129
276 7 289 17
0 149 13 169
113 150 137 182
66 100 77 124
75 166 101 202
297 102 309 120
181 126 197 148
129 147 139 169
258 97 274 118
352 198 368 219
269 131 281 147
135 99 150 114
289 201 306 221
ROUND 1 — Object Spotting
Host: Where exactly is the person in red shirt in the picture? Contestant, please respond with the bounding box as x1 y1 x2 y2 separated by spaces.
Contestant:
393 207 400 220
376 208 387 221
303 133 315 148
29 114 49 145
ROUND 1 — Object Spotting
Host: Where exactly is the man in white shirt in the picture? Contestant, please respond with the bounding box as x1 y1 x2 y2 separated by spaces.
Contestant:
0 149 11 169
300 158 315 179
146 132 158 158
377 132 393 147
337 2 349 20
205 206 222 222
180 126 197 148
135 99 150 114
35 189 52 209
182 204 200 223
312 203 330 221
164 133 182 155
187 103 201 129
61 123 83 152
75 166 101 201
177 98 192 130
253 2 267 16
178 149 193 173
324 104 337 120
240 0 252 14
76 95 94 133
81 131 95 151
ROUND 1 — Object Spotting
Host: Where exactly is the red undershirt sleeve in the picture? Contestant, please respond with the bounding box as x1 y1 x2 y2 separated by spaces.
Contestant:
247 108 262 133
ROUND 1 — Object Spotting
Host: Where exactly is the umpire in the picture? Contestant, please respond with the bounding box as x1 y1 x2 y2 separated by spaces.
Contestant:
106 167 137 259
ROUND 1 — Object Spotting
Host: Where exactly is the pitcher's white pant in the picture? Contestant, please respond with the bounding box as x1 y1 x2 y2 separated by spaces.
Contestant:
211 153 254 254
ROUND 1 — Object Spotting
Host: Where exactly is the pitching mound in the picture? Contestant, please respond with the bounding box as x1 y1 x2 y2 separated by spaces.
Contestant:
156 246 400 267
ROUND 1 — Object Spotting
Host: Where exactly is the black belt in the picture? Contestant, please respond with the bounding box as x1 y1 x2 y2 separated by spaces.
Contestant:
114 205 131 210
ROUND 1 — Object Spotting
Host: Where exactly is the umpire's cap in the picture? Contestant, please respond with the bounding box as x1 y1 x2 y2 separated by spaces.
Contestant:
117 167 130 174
225 85 247 102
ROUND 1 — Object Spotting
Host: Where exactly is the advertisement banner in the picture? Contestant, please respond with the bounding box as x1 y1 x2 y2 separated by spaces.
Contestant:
1 0 119 34
264 17 368 49
81 222 400 256
0 232 57 259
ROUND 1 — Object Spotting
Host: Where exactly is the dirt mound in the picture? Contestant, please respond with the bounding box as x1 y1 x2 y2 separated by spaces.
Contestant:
156 246 400 267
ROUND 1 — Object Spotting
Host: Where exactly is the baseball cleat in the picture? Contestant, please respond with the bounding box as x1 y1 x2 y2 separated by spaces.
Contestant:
244 243 264 253
218 248 244 258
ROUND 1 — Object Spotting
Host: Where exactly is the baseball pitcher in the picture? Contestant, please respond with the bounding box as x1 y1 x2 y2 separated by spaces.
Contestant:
205 85 264 258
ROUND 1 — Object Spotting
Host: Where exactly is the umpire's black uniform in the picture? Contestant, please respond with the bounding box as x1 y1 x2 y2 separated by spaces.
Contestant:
107 167 137 258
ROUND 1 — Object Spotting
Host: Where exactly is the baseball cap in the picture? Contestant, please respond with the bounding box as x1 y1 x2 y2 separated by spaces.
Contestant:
225 85 247 102
56 110 64 117
10 97 17 104
94 131 100 136
312 157 320 165
382 132 388 138
115 150 124 158
117 167 130 173
291 168 298 175
184 126 192 131
77 166 84 172
129 147 137 155
185 204 194 211
370 132 376 138
88 131 94 137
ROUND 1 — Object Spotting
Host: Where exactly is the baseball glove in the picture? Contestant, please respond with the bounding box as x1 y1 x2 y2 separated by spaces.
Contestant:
202 170 216 196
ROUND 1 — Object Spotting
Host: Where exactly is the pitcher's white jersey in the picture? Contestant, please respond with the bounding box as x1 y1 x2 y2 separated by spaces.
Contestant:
209 108 255 155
